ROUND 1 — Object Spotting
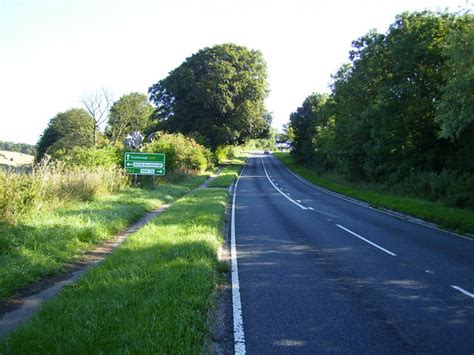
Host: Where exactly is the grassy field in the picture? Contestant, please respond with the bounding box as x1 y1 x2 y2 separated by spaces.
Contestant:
207 157 245 188
0 150 33 168
274 152 474 235
0 174 208 301
1 187 228 354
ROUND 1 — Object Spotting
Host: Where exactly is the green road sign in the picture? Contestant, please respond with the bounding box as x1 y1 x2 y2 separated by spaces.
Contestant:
124 152 165 176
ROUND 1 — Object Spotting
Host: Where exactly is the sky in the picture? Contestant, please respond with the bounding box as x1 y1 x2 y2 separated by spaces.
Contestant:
0 0 471 145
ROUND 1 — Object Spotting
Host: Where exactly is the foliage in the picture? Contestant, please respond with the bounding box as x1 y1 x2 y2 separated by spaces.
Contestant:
288 11 474 209
36 108 95 162
275 152 474 234
289 93 331 170
149 43 270 149
105 92 154 145
435 14 474 140
214 145 237 163
241 127 278 151
54 146 123 169
0 141 35 155
142 132 212 174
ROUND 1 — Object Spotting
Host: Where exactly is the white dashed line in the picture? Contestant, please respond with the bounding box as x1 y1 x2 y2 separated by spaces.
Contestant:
451 285 474 298
336 224 397 257
261 158 307 210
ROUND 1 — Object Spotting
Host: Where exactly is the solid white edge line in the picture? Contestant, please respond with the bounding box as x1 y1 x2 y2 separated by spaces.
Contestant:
273 156 473 242
451 285 474 298
260 157 307 210
336 224 397 257
232 160 247 355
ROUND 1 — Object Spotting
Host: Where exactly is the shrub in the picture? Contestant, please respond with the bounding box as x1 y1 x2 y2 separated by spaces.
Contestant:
0 171 41 224
142 133 212 174
214 145 236 163
54 146 122 169
387 170 474 209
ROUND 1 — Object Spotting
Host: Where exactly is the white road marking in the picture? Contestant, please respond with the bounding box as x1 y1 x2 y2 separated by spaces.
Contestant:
308 207 314 211
275 157 473 242
451 285 474 298
336 224 397 257
261 158 307 210
231 161 247 354
296 200 302 203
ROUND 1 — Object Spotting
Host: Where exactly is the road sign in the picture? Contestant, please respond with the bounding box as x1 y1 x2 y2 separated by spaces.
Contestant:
124 152 165 176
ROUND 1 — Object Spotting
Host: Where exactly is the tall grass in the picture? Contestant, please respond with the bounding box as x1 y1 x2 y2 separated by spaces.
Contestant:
1 189 228 353
0 163 128 224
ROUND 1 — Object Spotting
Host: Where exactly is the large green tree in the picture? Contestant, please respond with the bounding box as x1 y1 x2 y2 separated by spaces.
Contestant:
105 92 154 145
436 14 474 140
329 12 460 181
149 43 270 149
36 108 94 161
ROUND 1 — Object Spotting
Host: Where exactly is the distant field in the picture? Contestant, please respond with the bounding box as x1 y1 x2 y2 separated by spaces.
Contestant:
0 150 34 169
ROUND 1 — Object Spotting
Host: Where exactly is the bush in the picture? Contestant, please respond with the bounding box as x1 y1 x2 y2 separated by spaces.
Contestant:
54 146 122 169
0 171 41 224
387 170 474 209
142 133 212 175
214 145 236 163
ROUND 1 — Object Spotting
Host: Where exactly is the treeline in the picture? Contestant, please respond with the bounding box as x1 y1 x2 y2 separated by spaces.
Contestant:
0 141 35 155
35 43 270 170
288 11 474 209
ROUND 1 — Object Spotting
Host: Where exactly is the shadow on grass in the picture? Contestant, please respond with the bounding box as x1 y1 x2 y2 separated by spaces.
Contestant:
0 225 223 354
0 184 204 301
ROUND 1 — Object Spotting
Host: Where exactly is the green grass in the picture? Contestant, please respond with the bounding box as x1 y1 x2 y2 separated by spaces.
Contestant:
0 174 208 301
274 152 474 235
1 188 228 354
207 157 245 188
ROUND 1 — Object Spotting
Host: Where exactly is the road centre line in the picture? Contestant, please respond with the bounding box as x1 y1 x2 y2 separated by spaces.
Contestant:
261 158 307 210
231 161 247 354
336 224 397 257
451 285 474 298
275 156 474 242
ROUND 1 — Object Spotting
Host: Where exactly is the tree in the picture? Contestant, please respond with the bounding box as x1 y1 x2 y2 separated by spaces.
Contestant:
81 88 112 146
149 43 270 150
436 14 474 140
36 108 94 161
105 92 154 145
327 12 461 181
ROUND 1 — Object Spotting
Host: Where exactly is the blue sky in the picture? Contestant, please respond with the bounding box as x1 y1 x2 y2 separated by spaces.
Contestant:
0 0 471 144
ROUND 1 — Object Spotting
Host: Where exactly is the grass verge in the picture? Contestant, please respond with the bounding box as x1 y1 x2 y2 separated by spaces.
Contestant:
1 188 228 354
207 157 245 188
0 174 208 301
274 152 474 235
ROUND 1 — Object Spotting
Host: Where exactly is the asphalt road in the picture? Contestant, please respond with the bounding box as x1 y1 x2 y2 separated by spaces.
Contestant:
232 153 474 354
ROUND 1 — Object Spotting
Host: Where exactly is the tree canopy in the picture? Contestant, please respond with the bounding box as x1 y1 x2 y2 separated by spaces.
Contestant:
105 92 154 145
288 11 474 209
149 43 270 149
36 108 94 161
